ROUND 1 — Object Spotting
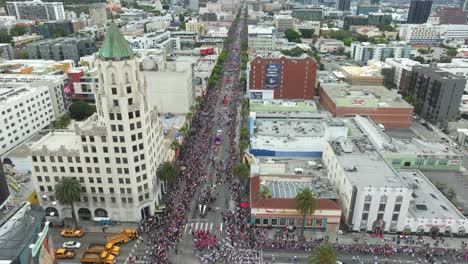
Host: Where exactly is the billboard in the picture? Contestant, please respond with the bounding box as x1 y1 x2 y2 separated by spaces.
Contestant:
264 63 280 89
250 92 263 99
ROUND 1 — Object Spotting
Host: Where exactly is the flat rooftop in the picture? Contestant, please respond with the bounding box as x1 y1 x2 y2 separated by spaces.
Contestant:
250 100 317 112
29 131 80 153
399 170 466 220
261 176 338 199
255 118 324 137
330 137 404 189
321 83 413 109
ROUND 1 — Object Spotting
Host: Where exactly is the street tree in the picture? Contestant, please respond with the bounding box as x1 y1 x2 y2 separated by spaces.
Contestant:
156 161 179 189
308 243 337 264
234 162 249 182
55 177 81 227
285 29 301 43
295 188 317 237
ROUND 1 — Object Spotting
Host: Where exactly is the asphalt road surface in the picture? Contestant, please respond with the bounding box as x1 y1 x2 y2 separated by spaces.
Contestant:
50 227 136 264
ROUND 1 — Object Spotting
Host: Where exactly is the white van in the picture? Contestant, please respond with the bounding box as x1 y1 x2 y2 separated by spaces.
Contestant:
378 123 385 132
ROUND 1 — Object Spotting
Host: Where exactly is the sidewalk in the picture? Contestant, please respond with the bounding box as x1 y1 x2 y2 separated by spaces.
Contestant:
54 219 138 234
264 229 468 250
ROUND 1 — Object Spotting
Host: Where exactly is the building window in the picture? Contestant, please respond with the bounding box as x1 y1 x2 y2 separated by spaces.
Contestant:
363 203 370 211
378 204 386 212
362 213 368 220
392 214 399 221
392 159 401 165
112 88 117 95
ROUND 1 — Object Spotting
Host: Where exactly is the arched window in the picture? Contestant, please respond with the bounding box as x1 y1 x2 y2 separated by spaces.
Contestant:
125 72 130 84
111 73 116 85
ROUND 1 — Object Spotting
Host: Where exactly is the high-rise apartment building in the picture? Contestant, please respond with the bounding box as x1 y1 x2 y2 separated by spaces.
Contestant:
6 0 65 20
29 23 166 222
89 3 108 27
26 38 97 63
336 0 351 11
407 66 466 122
407 0 433 24
350 42 412 65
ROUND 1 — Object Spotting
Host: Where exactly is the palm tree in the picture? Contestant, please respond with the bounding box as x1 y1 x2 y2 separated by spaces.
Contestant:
240 127 249 140
234 162 249 182
170 140 180 151
156 162 179 190
239 139 249 154
55 177 81 227
295 188 317 237
308 243 336 264
179 126 188 136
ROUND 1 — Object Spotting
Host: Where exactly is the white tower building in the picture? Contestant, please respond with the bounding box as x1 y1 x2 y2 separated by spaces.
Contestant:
29 23 166 222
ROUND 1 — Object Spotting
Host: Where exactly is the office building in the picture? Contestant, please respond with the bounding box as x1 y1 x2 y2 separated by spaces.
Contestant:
436 7 467 24
343 16 369 30
0 44 14 60
248 25 287 51
248 54 317 100
370 0 379 4
29 23 166 222
292 6 323 21
407 66 466 122
336 0 351 11
350 42 412 65
26 37 96 63
38 20 74 39
124 32 181 53
273 15 295 32
323 116 468 234
0 75 67 155
320 84 413 128
356 4 379 15
407 0 433 24
89 3 107 27
6 0 65 20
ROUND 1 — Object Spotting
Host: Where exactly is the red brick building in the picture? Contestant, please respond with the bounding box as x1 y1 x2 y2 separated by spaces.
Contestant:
248 55 317 100
319 84 414 128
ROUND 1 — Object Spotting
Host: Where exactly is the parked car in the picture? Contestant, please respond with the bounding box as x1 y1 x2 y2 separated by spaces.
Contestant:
63 241 81 249
427 126 434 131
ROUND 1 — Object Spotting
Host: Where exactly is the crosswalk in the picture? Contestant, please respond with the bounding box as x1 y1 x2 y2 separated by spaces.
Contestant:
183 222 223 234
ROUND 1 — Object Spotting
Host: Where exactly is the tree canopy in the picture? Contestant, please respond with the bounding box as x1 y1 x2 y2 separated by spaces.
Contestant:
308 243 337 264
68 100 96 121
285 29 301 43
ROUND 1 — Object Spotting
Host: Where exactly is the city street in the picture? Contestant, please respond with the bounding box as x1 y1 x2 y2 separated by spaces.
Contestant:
50 227 136 264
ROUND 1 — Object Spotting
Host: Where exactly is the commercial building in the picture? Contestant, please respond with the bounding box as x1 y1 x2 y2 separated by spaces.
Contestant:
384 58 421 91
314 38 344 53
436 7 467 25
399 24 468 44
273 15 295 32
124 32 181 52
338 64 385 86
356 4 379 15
26 37 97 63
38 20 74 39
407 0 433 24
292 6 323 21
407 66 466 123
89 3 107 27
142 58 195 114
6 0 65 20
0 203 53 263
0 76 67 155
0 44 13 60
336 0 351 11
296 21 321 36
319 84 414 128
29 23 166 222
350 42 412 65
186 21 205 35
323 116 468 234
343 15 369 30
248 25 287 52
248 54 317 100
249 158 341 231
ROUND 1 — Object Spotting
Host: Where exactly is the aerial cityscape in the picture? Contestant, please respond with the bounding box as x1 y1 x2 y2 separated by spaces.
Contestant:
2 0 468 263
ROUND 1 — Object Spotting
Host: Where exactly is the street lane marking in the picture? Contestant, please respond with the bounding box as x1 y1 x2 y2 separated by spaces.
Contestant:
184 223 188 233
195 222 199 230
209 222 213 231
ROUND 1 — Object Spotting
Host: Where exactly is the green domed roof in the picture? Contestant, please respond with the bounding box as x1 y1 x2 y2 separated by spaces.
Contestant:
99 22 134 61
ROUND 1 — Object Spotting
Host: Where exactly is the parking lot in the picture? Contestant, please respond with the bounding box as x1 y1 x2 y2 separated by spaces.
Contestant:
51 227 136 264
